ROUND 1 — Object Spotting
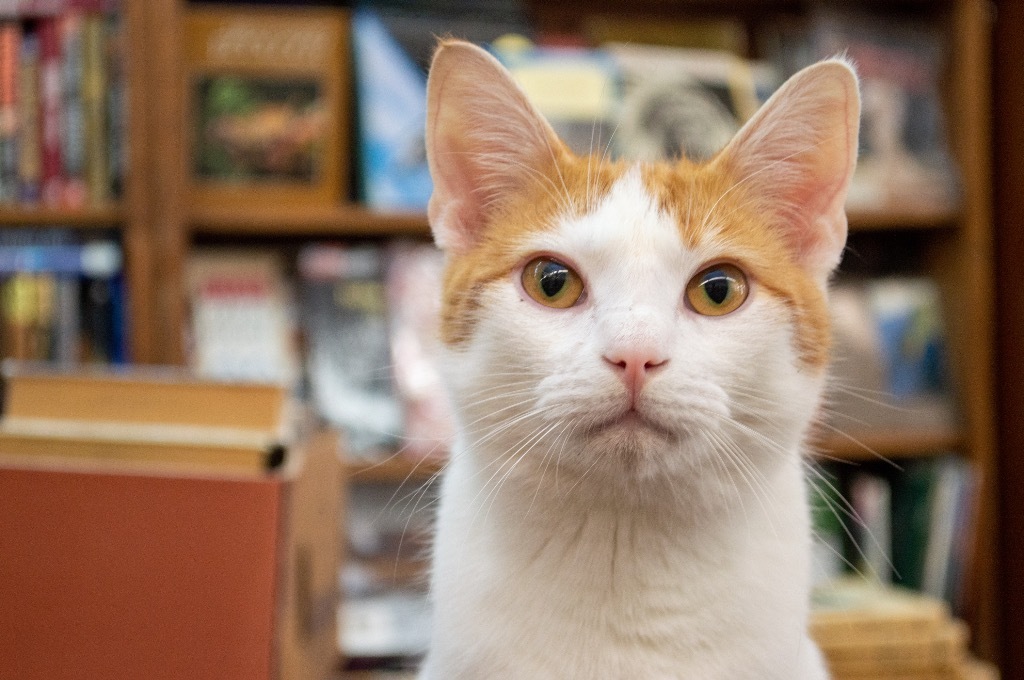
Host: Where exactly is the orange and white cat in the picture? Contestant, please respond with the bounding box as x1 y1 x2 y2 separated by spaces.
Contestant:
421 40 859 679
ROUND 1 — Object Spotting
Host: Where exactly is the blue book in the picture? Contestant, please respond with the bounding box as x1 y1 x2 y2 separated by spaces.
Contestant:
351 8 432 211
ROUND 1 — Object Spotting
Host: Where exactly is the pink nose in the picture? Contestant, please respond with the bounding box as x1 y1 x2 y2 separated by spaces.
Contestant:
603 349 669 401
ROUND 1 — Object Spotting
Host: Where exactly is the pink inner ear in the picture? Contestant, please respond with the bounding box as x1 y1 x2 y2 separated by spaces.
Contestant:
718 60 860 281
425 41 563 255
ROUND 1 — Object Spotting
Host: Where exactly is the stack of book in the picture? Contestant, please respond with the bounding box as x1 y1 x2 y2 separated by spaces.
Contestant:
0 0 122 208
811 579 999 680
0 360 298 476
0 361 343 680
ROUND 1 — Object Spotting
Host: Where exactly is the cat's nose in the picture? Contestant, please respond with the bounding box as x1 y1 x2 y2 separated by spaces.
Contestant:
603 349 669 401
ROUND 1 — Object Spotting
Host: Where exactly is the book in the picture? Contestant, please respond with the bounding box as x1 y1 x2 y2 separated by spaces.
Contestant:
16 29 40 202
37 15 61 204
0 361 297 476
81 12 106 204
385 241 452 461
183 6 350 212
848 470 893 584
606 42 774 163
103 11 121 198
0 416 287 475
491 35 620 158
2 359 289 429
582 15 748 54
826 278 956 436
0 21 20 203
185 248 299 385
298 243 400 455
760 9 960 217
351 8 432 211
0 1 116 15
59 10 86 206
811 578 990 680
811 578 950 648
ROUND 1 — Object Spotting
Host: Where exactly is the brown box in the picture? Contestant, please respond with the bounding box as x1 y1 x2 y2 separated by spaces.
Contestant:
0 429 343 680
183 6 350 211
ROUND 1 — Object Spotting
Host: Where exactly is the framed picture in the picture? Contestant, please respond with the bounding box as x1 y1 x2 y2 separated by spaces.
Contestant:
183 7 349 211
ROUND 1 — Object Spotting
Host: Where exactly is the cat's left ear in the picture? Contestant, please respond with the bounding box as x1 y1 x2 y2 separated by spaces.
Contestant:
715 60 860 284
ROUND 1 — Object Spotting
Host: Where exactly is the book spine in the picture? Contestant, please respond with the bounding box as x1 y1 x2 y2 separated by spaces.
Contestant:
59 11 85 206
33 269 56 358
54 271 79 362
103 12 120 198
81 12 106 205
16 28 39 204
0 22 20 204
79 239 120 363
37 14 60 205
2 272 38 360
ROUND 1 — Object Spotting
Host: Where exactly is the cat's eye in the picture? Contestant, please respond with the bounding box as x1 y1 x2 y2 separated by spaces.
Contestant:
686 263 749 316
521 257 584 309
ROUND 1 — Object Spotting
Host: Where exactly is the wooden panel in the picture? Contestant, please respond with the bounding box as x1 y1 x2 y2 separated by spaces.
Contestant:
0 205 122 227
346 456 444 484
191 204 430 237
121 0 156 363
993 1 1024 676
140 0 189 365
189 204 957 237
937 0 999 662
812 427 964 462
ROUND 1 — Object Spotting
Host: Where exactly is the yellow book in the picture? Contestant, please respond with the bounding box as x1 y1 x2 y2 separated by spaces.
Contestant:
0 417 286 476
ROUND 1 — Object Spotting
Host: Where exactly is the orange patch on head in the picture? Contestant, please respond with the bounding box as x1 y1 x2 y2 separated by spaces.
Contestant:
641 161 833 370
439 148 628 345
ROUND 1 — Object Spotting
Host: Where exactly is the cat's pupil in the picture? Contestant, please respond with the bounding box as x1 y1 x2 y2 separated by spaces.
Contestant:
704 273 731 305
540 263 568 297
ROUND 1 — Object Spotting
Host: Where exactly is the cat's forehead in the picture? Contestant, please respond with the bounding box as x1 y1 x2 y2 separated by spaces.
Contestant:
527 167 720 274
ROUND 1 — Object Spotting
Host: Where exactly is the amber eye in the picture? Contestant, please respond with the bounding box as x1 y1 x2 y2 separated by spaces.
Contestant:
521 257 584 309
686 263 749 316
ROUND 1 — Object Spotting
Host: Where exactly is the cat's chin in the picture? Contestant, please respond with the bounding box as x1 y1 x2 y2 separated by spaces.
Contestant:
583 409 679 465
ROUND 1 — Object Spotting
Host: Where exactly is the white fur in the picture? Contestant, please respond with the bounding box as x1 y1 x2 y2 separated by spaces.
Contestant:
420 170 831 679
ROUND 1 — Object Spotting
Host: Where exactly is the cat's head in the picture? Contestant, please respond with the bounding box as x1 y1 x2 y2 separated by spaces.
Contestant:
425 41 859 494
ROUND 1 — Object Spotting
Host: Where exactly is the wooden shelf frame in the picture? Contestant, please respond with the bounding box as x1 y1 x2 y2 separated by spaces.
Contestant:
0 205 124 227
185 200 955 239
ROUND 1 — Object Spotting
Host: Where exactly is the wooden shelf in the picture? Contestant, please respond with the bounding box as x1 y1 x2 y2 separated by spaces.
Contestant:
847 205 959 231
0 204 123 228
188 200 958 239
346 456 444 484
811 426 964 462
190 204 430 237
346 427 961 482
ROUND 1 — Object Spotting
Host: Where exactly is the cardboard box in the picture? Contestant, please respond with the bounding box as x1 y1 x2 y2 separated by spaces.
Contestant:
0 429 343 680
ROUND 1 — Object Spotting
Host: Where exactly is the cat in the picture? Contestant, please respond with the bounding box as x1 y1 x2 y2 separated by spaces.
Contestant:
419 39 859 680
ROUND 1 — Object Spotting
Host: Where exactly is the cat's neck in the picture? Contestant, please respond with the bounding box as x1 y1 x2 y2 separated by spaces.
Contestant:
428 438 815 677
440 432 809 560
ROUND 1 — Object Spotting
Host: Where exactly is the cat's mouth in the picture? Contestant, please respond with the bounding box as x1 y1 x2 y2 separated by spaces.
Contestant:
587 407 676 442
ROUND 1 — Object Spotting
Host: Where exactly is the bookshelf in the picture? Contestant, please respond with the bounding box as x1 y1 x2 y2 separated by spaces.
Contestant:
6 0 995 671
0 0 156 364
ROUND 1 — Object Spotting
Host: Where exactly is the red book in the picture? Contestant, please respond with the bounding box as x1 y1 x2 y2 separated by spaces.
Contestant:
0 22 21 203
37 16 62 205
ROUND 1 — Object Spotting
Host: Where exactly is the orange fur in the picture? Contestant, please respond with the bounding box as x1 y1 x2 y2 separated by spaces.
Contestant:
643 160 832 369
439 150 831 370
439 150 628 345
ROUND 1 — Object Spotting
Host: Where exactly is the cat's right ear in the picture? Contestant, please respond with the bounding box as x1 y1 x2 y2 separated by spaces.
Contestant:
425 40 564 255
